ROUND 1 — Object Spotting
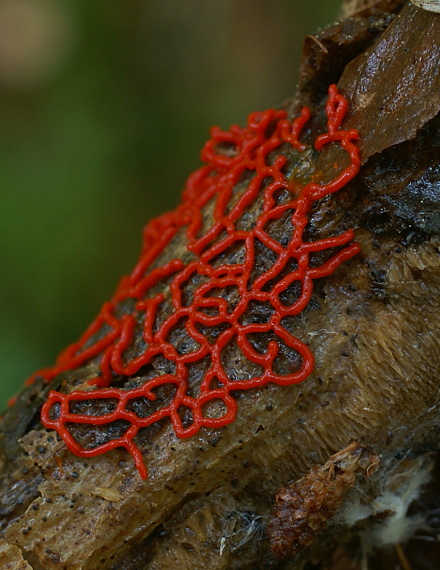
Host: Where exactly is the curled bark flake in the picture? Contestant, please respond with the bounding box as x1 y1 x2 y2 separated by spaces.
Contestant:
339 2 440 160
297 8 399 111
0 539 32 569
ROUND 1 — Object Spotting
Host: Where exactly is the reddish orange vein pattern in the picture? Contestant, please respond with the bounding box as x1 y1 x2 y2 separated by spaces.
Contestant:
39 85 361 479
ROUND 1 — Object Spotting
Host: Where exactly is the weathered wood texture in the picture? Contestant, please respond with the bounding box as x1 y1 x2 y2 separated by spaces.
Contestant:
1 1 440 568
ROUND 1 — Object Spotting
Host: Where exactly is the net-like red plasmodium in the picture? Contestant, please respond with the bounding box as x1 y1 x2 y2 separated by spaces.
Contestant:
36 85 361 479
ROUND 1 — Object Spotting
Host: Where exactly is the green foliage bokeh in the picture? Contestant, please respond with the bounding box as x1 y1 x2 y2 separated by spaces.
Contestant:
0 0 341 408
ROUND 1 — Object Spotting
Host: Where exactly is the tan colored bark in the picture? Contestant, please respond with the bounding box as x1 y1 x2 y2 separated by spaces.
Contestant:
0 540 32 570
1 2 440 569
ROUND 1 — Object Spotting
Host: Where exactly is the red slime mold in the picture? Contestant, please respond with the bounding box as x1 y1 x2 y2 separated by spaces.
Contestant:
38 85 361 479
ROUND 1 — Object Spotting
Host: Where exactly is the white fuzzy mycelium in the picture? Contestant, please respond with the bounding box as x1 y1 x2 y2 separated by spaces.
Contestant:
336 454 434 551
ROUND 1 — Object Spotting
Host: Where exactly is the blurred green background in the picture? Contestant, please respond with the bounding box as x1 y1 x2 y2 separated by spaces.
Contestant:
0 0 341 408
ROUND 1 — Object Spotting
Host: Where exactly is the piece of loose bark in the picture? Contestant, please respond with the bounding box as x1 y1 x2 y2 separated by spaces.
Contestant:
1 1 440 569
340 2 440 160
0 539 32 570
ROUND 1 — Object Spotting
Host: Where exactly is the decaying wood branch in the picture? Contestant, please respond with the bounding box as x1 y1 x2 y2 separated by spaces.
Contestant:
1 1 440 568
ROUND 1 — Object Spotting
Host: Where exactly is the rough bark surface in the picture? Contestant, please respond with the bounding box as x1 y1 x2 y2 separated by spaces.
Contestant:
0 539 32 569
1 1 440 568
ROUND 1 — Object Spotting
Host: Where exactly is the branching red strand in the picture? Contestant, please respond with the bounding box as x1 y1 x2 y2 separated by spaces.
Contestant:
38 85 361 479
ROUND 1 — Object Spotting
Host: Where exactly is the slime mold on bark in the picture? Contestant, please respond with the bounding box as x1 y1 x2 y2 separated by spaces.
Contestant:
38 85 361 479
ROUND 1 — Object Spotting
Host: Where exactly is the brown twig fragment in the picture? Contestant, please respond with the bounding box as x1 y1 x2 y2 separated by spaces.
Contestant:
268 442 379 558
